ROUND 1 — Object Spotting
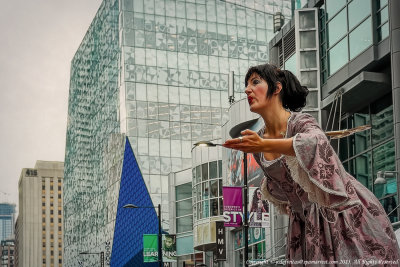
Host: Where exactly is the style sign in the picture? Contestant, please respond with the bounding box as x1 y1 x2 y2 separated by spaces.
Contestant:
222 186 243 227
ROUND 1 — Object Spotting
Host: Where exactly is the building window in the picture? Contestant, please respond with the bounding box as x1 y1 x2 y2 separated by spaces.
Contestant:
176 183 191 200
192 160 223 220
176 215 193 233
284 53 297 74
348 0 371 30
349 18 372 60
377 0 389 41
328 37 348 75
325 0 346 19
327 8 347 47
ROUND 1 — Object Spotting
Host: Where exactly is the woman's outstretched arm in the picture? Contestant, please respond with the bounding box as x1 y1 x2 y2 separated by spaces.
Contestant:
223 129 295 156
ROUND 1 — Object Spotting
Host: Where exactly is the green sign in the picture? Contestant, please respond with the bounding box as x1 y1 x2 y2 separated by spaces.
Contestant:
143 234 158 262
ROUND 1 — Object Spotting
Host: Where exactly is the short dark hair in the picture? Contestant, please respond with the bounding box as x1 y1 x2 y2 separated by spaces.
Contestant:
245 63 309 112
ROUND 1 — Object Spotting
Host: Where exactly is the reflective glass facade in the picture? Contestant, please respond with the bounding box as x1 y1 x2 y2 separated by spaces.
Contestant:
64 0 120 265
64 0 291 266
0 204 15 243
120 0 291 236
320 0 389 82
339 94 395 221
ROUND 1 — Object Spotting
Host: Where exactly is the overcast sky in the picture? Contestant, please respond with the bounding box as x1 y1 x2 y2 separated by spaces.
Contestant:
0 0 102 206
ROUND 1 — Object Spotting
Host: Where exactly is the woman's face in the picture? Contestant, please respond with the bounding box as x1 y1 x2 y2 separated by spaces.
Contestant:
245 73 270 114
256 190 261 199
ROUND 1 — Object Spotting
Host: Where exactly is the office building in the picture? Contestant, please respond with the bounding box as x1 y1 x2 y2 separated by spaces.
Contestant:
268 0 399 221
0 204 15 243
64 0 292 266
1 237 15 267
16 161 64 267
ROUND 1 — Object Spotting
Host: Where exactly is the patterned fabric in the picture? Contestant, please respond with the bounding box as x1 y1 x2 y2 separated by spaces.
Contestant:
254 112 400 266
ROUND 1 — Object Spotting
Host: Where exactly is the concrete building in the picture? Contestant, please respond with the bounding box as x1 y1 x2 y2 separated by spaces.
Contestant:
0 237 15 267
63 0 292 266
0 204 16 243
16 161 64 267
14 219 18 267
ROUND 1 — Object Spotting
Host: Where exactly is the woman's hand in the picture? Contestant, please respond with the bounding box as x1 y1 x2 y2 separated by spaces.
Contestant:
223 129 265 153
223 129 296 156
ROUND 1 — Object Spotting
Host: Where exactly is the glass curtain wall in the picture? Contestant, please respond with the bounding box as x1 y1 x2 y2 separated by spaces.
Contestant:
120 0 292 233
64 1 120 266
338 94 396 222
319 0 389 83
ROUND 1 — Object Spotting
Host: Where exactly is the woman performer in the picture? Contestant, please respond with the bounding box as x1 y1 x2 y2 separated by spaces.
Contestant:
223 63 400 266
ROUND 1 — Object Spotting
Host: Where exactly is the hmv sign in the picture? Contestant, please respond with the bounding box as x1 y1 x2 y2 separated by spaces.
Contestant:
214 221 226 261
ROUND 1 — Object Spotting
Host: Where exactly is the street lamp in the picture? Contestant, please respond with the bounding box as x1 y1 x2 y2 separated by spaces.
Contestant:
123 203 162 267
192 140 249 267
191 141 223 151
374 171 400 221
79 251 104 267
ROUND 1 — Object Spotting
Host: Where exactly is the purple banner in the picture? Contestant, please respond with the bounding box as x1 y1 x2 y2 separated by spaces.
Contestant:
222 186 243 227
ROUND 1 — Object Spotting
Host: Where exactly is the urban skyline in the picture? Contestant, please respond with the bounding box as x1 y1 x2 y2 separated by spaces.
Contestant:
0 0 102 207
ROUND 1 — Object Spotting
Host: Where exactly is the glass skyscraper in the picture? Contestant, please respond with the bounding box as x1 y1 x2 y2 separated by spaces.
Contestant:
0 203 15 243
64 0 291 266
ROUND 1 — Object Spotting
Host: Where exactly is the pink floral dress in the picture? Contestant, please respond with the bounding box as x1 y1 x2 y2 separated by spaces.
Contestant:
254 112 400 266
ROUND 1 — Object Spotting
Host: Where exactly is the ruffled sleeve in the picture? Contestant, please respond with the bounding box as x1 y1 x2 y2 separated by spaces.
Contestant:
285 113 352 210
